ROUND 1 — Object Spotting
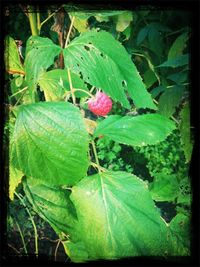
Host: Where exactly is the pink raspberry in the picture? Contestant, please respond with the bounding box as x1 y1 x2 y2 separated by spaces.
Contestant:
88 91 112 116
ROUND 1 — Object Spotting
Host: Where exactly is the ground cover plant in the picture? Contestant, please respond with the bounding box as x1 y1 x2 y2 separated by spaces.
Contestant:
4 4 193 263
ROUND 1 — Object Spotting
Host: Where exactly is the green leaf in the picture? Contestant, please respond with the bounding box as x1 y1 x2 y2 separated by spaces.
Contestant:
11 102 89 186
150 85 165 99
25 36 61 100
115 11 133 32
4 36 24 75
168 213 190 255
38 69 88 101
168 32 189 60
158 85 185 118
94 114 176 147
137 26 149 45
23 177 78 235
63 30 157 110
149 172 180 202
9 164 24 200
143 69 157 89
179 102 193 162
72 17 88 33
65 171 171 261
157 54 189 68
167 70 188 84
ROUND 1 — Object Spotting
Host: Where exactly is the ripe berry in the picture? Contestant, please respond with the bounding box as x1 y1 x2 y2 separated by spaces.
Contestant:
88 91 112 116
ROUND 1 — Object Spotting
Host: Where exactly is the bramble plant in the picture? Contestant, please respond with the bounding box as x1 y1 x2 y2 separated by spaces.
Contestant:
4 5 193 262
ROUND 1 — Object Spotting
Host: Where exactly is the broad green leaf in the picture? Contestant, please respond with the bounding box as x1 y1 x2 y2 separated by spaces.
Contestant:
11 102 89 186
115 11 133 32
94 114 176 146
168 213 190 255
168 32 189 60
9 164 24 200
65 171 171 261
25 36 61 100
63 30 157 110
149 172 180 202
179 102 193 162
148 27 163 56
23 177 78 236
158 85 185 118
4 36 24 75
157 54 189 68
38 69 88 101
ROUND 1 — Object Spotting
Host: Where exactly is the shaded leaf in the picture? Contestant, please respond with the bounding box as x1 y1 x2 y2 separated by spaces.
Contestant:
167 70 188 84
168 213 190 255
157 54 189 68
94 114 176 146
150 85 165 99
168 32 189 60
11 102 89 186
158 85 185 118
65 171 171 261
4 36 24 75
23 177 78 235
179 102 193 162
137 26 149 45
149 172 180 202
63 30 157 110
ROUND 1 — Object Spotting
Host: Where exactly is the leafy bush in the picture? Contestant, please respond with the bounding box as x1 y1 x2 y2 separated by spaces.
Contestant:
4 5 193 262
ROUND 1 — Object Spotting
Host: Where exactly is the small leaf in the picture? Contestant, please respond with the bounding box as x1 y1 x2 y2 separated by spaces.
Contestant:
66 171 171 261
158 85 185 118
149 172 180 202
38 69 88 101
150 85 165 99
116 11 133 32
9 164 24 200
168 32 189 60
157 54 189 68
4 36 24 75
94 114 176 146
11 102 89 186
179 102 193 162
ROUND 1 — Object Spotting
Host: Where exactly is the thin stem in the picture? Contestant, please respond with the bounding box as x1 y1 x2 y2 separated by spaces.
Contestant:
64 16 75 48
91 140 101 172
14 192 38 257
67 68 76 105
91 162 106 172
10 86 28 98
13 87 28 106
90 86 96 94
39 6 63 31
54 239 61 261
73 88 94 98
36 7 41 34
15 218 28 255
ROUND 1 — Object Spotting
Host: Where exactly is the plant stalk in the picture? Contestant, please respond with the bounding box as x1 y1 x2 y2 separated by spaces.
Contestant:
28 6 39 36
14 192 38 257
91 140 101 172
64 16 75 48
67 68 76 105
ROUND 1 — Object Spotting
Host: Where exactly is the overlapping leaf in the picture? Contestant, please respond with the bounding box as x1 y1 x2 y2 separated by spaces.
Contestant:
63 30 157 110
94 114 176 146
64 171 171 261
25 36 61 100
158 85 185 118
23 177 78 235
4 36 24 75
10 102 89 185
38 69 88 101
